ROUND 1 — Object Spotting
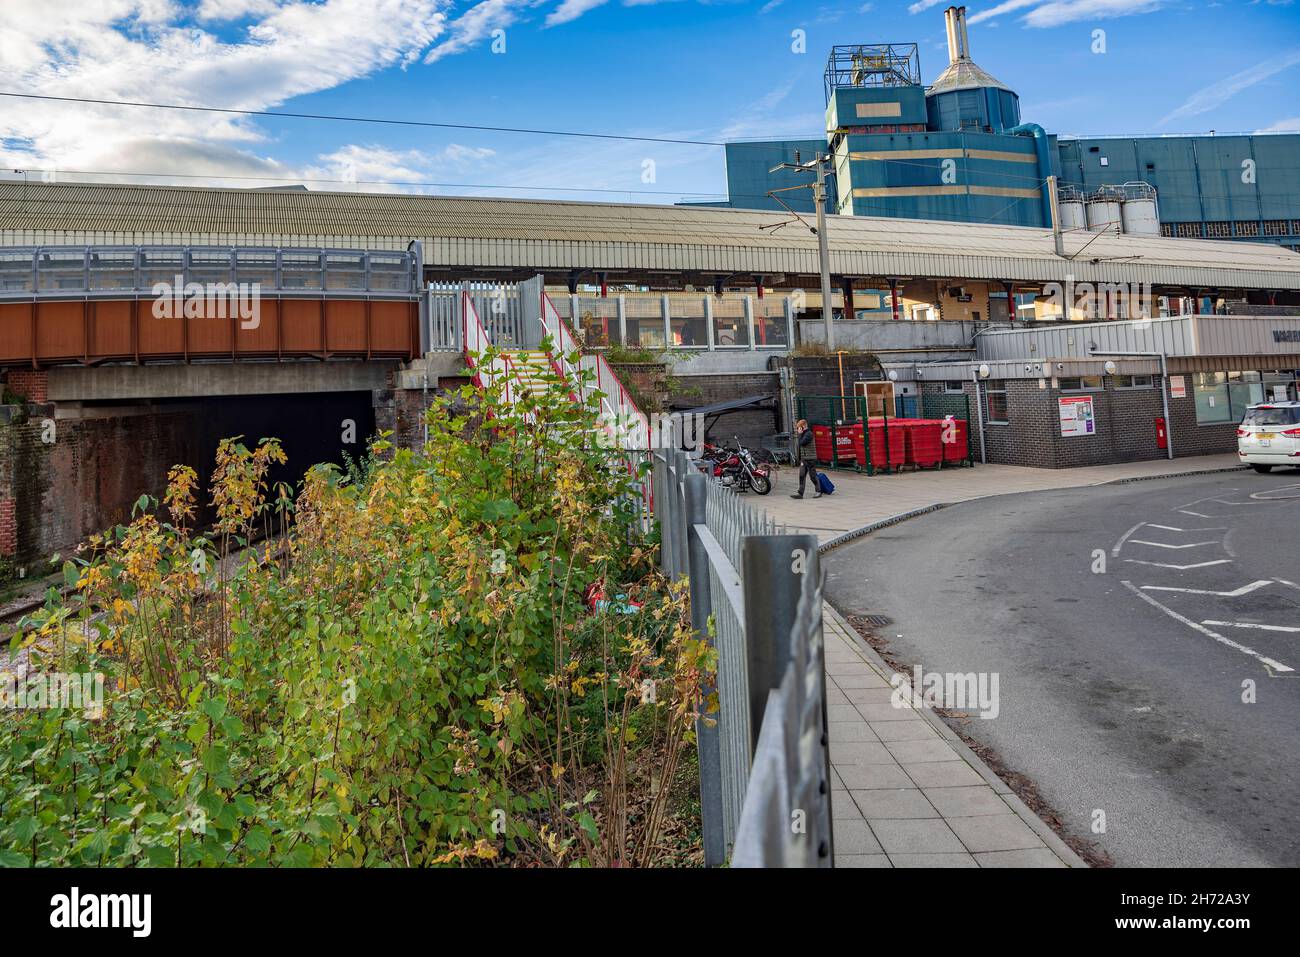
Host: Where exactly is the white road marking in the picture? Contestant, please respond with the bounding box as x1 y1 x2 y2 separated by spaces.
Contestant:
1141 580 1275 598
1122 581 1294 673
1249 484 1300 501
1111 521 1146 557
1202 620 1300 634
1146 524 1226 532
1129 540 1219 549
1123 559 1233 570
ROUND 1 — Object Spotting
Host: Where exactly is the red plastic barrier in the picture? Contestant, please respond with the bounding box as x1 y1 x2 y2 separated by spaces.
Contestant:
812 424 856 464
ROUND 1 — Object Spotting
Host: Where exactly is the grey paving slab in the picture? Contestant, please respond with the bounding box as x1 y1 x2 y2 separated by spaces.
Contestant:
828 720 876 743
829 740 892 766
836 760 905 788
836 854 893 868
845 766 917 791
869 719 939 742
869 819 967 855
842 687 898 706
923 786 1013 818
827 703 863 723
854 702 917 722
948 814 1046 853
902 760 987 788
974 848 1069 868
888 852 979 868
886 738 963 764
851 788 939 821
833 820 884 855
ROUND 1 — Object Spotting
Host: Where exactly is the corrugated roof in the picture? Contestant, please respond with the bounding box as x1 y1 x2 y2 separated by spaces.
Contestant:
3 180 1300 289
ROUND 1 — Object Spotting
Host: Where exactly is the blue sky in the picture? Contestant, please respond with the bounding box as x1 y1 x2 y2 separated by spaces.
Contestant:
1 0 1298 203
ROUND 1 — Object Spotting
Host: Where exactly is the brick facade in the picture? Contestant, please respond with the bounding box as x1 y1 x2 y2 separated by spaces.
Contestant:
924 376 1236 469
670 371 781 449
6 370 48 403
0 407 202 567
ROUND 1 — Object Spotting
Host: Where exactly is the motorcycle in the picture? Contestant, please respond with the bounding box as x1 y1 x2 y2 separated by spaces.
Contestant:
710 440 772 495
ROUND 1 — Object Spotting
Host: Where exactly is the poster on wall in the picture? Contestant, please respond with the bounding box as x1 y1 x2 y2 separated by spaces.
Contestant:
1169 375 1187 399
1059 395 1096 437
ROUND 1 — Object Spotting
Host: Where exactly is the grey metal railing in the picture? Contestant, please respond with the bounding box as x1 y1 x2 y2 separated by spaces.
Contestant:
653 444 832 868
0 243 424 301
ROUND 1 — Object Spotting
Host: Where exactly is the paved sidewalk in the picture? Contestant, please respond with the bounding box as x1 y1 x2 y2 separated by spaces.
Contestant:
768 453 1243 545
823 605 1082 868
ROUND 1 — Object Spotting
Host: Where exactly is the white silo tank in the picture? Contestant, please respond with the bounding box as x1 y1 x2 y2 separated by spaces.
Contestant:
1059 198 1086 231
1086 193 1122 234
1119 183 1160 236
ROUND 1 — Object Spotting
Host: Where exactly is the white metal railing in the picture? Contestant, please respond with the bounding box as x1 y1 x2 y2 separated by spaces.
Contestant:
461 289 517 405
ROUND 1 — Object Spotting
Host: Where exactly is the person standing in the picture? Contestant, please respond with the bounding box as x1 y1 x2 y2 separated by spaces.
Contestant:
790 419 821 499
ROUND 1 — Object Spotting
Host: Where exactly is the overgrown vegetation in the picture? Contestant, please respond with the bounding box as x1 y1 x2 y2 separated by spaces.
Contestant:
0 345 713 867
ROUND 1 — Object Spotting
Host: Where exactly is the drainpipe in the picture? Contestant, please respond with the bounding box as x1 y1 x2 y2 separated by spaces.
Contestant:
1007 123 1055 230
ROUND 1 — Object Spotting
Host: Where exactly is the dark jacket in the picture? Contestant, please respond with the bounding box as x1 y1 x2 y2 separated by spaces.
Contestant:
797 428 814 464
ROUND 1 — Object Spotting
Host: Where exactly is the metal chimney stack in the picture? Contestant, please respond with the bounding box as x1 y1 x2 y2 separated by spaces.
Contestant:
944 5 970 63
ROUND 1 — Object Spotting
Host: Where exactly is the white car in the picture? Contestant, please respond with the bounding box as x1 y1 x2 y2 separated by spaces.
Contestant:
1237 401 1300 473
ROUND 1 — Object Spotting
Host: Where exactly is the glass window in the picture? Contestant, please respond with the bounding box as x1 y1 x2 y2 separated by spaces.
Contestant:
1114 374 1154 389
1241 406 1300 428
755 300 789 348
712 300 749 348
985 380 1008 423
1059 375 1103 391
943 381 965 394
1192 372 1261 424
668 299 707 349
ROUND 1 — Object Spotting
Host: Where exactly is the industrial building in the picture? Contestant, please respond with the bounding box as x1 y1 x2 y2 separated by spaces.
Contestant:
705 6 1300 254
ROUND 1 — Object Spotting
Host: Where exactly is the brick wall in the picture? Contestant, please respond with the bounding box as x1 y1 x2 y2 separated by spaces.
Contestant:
787 355 883 398
670 372 781 449
0 407 202 567
6 370 48 403
925 378 1201 468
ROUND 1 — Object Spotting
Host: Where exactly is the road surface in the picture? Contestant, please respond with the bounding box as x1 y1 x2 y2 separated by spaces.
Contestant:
825 469 1300 867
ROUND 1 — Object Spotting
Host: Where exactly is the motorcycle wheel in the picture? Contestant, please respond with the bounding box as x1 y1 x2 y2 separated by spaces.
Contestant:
751 473 772 495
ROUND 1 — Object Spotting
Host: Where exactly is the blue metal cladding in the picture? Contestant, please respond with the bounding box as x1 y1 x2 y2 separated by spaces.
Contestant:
1056 134 1300 243
926 87 1021 133
839 130 1046 227
721 140 835 213
828 86 929 129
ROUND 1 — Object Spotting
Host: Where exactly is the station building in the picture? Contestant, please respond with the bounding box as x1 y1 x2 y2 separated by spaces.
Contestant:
897 315 1300 468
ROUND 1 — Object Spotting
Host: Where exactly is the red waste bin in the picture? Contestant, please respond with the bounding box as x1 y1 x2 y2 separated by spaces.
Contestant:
939 416 969 463
812 424 856 464
855 420 906 471
903 419 944 468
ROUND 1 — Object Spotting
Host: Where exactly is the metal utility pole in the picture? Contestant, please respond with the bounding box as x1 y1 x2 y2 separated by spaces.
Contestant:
814 157 835 349
764 152 835 350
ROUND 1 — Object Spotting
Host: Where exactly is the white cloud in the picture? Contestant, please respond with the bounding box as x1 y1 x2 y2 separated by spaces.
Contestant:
908 0 946 13
1159 49 1300 125
545 0 611 26
1259 117 1300 132
968 0 1042 25
425 0 541 63
196 0 284 19
966 0 1163 27
0 1 448 186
